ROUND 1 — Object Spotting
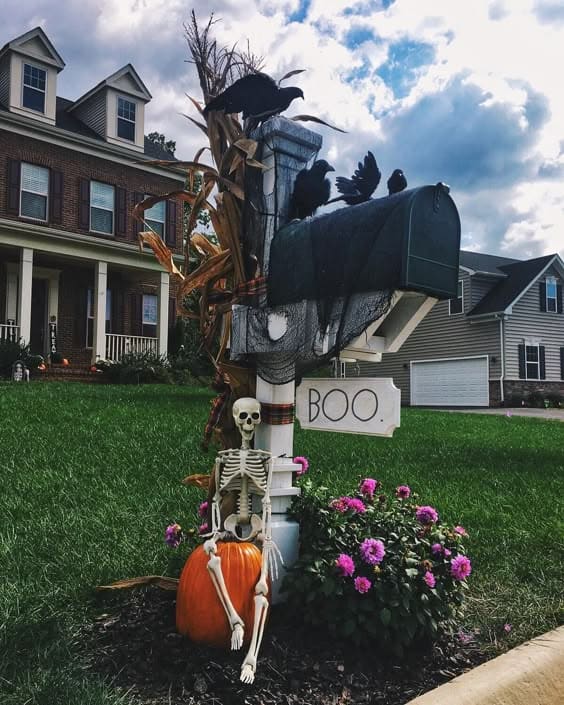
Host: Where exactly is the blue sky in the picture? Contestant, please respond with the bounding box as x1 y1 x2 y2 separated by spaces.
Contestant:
1 0 563 257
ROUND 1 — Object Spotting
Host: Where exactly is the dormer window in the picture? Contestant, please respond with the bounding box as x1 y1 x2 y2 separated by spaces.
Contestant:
546 277 557 313
22 63 47 113
117 96 136 141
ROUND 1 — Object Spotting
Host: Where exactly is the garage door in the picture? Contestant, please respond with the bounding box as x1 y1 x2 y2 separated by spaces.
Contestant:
411 357 489 406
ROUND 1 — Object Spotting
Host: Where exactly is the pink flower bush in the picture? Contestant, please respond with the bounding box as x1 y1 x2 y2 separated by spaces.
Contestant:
359 478 380 499
198 522 209 535
335 553 355 577
164 523 182 548
431 543 443 555
360 538 385 565
443 548 452 558
354 576 372 594
423 571 436 588
503 623 512 633
396 485 411 499
451 555 472 580
198 501 209 518
416 505 439 524
454 525 468 537
330 497 367 514
293 456 309 476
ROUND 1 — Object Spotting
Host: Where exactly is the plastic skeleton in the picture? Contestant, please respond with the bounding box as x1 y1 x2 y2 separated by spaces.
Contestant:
203 397 280 684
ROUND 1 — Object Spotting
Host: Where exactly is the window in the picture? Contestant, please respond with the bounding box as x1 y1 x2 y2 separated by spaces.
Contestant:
117 97 136 141
90 181 115 234
142 294 158 337
22 63 46 113
546 277 557 313
144 196 166 238
449 280 463 315
86 288 112 347
525 344 540 380
20 163 49 221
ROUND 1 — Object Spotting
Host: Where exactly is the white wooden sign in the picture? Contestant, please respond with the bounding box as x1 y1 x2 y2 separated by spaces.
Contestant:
296 378 401 437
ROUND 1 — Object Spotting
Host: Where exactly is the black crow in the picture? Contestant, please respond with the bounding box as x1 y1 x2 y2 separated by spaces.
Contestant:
290 159 335 219
203 73 304 124
332 151 381 205
387 169 407 195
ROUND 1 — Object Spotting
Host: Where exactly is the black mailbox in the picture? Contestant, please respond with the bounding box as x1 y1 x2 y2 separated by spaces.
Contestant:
267 183 461 307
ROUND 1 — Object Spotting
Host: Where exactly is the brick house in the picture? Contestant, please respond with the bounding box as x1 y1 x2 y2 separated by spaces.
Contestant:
345 250 564 406
0 27 185 367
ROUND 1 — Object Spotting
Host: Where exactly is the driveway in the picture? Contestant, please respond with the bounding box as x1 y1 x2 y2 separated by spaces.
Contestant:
431 407 564 421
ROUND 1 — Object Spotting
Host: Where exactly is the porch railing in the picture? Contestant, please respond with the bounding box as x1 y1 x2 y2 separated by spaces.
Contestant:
0 323 20 343
105 334 159 362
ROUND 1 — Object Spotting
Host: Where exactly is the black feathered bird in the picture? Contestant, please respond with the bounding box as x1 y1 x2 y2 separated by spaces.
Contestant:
290 159 335 220
203 72 304 124
387 169 407 195
333 151 381 205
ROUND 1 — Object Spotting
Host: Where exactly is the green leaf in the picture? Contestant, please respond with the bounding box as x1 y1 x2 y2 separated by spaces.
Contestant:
380 608 392 626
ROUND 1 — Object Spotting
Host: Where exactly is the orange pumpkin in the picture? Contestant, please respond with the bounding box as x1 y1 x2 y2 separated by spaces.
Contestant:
176 541 264 648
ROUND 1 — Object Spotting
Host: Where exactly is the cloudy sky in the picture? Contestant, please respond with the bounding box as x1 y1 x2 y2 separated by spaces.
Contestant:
3 0 563 257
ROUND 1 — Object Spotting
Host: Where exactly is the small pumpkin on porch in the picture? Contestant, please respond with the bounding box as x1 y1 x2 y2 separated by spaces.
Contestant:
176 541 265 648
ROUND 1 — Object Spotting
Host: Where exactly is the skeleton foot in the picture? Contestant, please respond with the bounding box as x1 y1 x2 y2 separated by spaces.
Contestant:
240 659 256 684
231 622 244 650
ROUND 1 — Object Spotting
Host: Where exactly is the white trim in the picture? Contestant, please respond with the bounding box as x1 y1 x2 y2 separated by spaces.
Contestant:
0 27 66 69
0 115 184 181
409 354 490 407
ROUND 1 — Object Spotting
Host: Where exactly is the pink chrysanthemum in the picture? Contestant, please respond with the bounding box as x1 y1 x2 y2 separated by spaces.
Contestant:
431 543 443 555
450 555 472 581
354 576 372 594
335 553 355 577
396 485 411 499
416 505 439 524
164 523 182 548
423 571 436 588
443 548 452 558
198 522 209 535
198 501 209 518
503 623 512 633
359 478 380 499
330 497 367 514
359 538 385 565
454 525 468 537
293 456 309 476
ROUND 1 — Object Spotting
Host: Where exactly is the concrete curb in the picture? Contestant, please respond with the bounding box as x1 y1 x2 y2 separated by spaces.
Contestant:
406 626 564 705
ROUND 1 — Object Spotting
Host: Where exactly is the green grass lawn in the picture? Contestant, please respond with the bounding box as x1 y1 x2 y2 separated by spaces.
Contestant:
0 382 563 705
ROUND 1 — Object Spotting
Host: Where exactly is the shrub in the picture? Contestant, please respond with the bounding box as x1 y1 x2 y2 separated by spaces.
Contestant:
0 340 44 378
98 351 172 384
282 479 471 655
544 392 562 408
527 391 545 408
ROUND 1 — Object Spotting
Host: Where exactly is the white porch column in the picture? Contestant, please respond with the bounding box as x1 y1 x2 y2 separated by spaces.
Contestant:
17 248 33 346
157 271 170 356
92 261 108 364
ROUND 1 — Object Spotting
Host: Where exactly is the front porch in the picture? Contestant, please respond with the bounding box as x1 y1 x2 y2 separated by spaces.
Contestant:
0 244 173 365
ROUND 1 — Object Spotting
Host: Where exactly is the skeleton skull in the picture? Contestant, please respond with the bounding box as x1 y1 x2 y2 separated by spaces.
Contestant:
233 397 261 443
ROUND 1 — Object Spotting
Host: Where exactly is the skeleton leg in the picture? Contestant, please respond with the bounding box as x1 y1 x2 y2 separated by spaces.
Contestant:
204 534 245 650
240 494 272 684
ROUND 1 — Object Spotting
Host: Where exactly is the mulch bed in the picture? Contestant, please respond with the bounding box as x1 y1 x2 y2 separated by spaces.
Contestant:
84 588 488 705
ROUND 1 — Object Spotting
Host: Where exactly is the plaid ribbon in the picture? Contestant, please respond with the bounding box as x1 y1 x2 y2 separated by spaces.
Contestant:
233 276 268 303
202 385 230 450
261 402 295 425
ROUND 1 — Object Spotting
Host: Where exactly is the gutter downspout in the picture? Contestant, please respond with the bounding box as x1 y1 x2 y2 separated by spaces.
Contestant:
499 316 505 405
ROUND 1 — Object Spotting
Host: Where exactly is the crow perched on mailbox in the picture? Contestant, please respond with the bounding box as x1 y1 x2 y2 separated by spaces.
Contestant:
203 72 304 124
332 151 382 205
290 159 335 219
387 169 408 195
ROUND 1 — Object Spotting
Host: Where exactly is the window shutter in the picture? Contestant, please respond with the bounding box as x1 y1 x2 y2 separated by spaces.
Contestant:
169 297 177 327
557 284 563 314
7 159 21 214
111 287 124 335
539 281 547 312
133 192 144 240
539 346 546 380
49 170 63 224
74 285 87 347
518 344 525 379
166 200 177 246
561 348 564 380
78 179 90 230
130 293 143 335
115 187 127 236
